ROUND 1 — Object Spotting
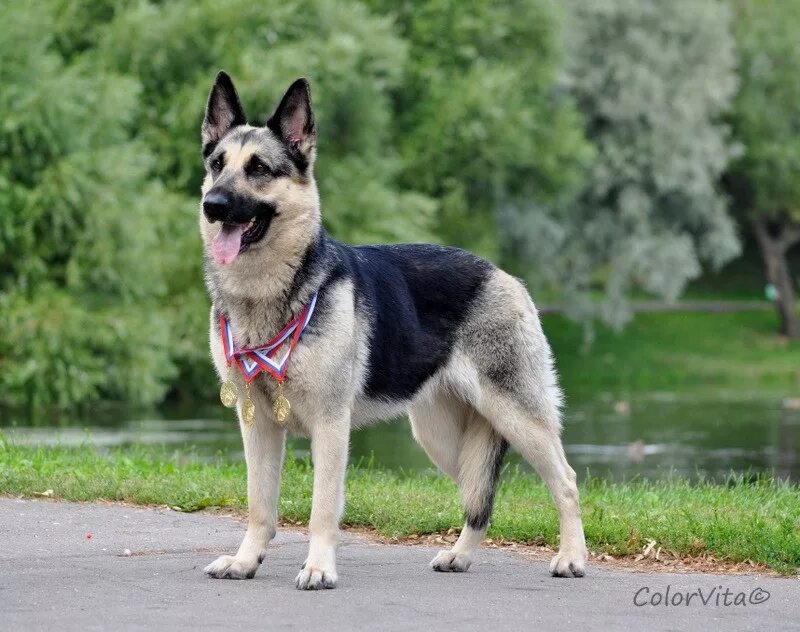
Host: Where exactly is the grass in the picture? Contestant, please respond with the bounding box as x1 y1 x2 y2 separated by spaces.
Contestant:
545 310 800 399
1 439 798 575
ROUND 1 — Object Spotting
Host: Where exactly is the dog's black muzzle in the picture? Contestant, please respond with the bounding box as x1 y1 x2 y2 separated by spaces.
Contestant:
204 188 275 222
203 189 234 223
203 188 278 252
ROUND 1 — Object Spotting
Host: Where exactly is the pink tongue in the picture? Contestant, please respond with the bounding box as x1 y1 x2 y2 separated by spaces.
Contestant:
212 223 246 265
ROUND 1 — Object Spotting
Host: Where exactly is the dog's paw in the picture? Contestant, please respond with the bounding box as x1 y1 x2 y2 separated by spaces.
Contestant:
430 549 472 572
204 554 260 580
295 564 337 590
549 547 587 578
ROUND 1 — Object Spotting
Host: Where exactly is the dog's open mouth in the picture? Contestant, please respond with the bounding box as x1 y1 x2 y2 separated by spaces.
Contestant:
211 216 269 265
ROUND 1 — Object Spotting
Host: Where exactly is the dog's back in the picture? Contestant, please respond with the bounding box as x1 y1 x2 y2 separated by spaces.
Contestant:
334 241 494 401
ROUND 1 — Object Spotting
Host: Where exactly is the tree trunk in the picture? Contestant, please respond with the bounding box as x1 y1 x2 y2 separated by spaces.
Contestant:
752 219 800 339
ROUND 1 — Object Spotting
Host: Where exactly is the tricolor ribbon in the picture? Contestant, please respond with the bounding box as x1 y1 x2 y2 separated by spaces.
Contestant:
220 293 318 384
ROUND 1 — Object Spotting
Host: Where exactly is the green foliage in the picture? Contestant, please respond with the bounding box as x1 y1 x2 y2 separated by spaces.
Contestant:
726 1 800 338
1 289 175 407
0 0 435 408
73 0 445 395
2 441 798 573
0 2 175 407
728 0 800 222
504 0 742 326
1 0 588 408
367 0 593 258
92 0 437 244
2 0 787 407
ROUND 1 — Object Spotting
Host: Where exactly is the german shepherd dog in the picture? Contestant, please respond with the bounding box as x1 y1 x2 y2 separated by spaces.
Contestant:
200 72 587 589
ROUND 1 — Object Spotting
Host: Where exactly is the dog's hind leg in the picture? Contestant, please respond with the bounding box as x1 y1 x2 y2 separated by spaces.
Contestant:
458 270 587 576
410 396 507 572
205 387 285 579
476 389 588 578
433 415 508 572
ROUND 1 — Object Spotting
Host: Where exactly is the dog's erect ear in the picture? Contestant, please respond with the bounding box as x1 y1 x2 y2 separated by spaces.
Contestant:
267 78 316 161
202 71 247 157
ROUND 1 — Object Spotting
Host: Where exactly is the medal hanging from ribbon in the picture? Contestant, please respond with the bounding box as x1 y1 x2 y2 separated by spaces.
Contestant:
219 293 317 425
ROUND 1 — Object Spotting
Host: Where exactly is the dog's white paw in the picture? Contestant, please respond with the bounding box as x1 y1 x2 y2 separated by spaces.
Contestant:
204 554 261 580
430 549 472 572
549 547 587 578
295 562 337 590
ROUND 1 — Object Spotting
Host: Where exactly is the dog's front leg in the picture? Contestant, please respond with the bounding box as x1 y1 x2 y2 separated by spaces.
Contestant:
295 411 350 590
205 398 285 579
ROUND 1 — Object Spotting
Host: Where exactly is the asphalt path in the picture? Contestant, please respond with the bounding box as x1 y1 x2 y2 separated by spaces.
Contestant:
0 498 796 631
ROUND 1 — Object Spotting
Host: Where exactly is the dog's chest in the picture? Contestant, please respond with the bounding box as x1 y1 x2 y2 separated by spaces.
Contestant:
224 304 291 349
211 291 359 398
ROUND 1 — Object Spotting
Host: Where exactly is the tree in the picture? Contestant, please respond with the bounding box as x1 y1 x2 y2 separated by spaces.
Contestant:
2 0 753 407
0 2 175 407
93 0 438 245
727 0 800 338
365 0 593 261
503 0 741 328
88 0 444 398
0 0 445 407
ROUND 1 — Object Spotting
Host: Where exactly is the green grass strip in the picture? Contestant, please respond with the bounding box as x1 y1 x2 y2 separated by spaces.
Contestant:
1 439 798 574
544 311 800 398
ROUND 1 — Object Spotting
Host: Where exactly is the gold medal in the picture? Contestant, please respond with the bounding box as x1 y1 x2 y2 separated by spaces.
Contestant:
242 382 256 426
273 382 291 424
242 396 256 425
220 367 238 408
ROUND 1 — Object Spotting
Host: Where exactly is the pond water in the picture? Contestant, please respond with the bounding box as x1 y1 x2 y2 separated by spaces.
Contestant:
3 393 798 482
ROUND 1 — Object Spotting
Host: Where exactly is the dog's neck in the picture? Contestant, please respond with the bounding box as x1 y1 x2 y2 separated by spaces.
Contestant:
206 208 333 348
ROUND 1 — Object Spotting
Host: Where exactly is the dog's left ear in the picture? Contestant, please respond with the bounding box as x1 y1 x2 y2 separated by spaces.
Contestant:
267 78 316 161
202 71 247 157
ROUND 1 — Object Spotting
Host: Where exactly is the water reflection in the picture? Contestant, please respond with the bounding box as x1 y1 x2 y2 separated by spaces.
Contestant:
1 395 798 482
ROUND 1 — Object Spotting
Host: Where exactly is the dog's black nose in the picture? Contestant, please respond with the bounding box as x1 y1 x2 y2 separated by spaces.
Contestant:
203 190 230 223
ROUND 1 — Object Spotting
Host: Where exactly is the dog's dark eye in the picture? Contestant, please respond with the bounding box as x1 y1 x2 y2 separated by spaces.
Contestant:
210 155 224 173
246 156 273 178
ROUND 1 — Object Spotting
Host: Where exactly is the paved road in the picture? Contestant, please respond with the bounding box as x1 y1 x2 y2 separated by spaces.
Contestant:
0 499 796 631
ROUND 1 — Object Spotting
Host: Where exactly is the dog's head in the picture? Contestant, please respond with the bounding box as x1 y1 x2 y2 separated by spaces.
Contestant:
200 72 318 266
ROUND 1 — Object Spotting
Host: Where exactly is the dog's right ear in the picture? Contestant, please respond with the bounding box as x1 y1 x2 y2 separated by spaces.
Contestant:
202 71 247 157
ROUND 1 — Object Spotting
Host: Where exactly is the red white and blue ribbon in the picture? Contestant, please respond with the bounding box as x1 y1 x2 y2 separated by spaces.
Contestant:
220 293 317 384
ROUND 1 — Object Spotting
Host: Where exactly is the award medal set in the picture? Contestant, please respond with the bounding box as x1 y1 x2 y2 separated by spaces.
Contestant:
218 293 317 425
